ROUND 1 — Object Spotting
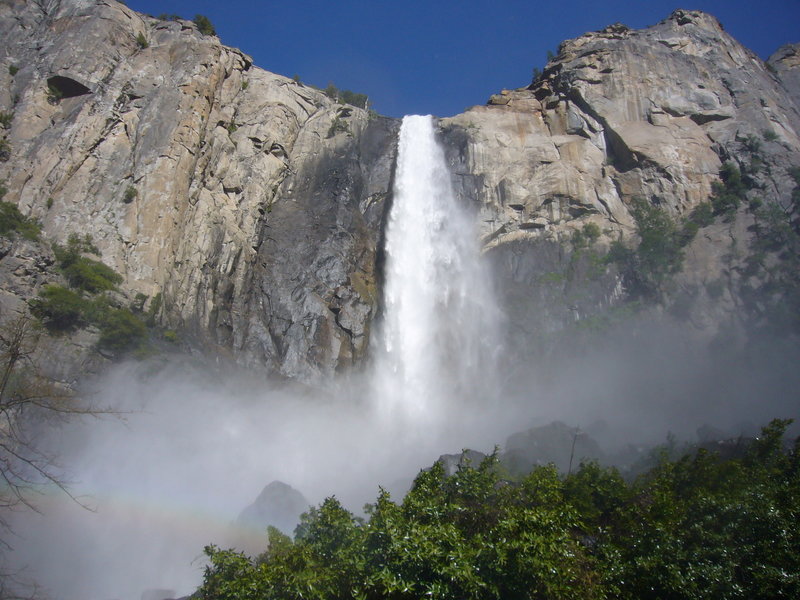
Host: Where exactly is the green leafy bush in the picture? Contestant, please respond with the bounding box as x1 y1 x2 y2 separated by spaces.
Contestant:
326 116 349 138
193 14 216 36
8 65 18 76
607 198 686 297
95 305 147 352
762 129 778 142
0 111 13 129
711 163 747 219
61 257 123 293
28 285 88 330
338 89 369 109
687 201 714 227
0 201 41 240
0 137 10 161
324 82 338 100
53 237 122 293
135 32 148 49
199 420 800 600
123 185 138 203
146 291 162 326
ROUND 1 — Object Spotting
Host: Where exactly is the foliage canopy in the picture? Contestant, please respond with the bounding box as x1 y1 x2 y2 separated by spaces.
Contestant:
200 420 800 600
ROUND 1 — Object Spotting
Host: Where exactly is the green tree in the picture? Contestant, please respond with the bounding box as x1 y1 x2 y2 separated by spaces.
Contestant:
0 201 41 241
193 14 216 36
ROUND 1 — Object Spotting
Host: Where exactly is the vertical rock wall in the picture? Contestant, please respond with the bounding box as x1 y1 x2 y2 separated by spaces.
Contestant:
438 10 800 354
0 0 398 381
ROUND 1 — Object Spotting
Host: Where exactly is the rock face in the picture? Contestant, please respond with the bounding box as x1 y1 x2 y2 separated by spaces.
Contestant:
1 3 798 380
504 422 604 474
237 480 309 535
440 10 800 353
0 0 397 381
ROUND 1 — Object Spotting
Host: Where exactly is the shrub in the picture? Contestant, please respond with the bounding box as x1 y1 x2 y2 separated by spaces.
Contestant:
762 129 778 142
0 111 13 129
630 198 684 280
53 235 122 293
338 89 369 109
157 13 181 21
123 186 138 203
326 116 349 138
710 163 747 219
65 232 100 255
0 201 41 240
324 82 338 100
688 201 714 227
742 134 761 154
146 291 162 326
61 257 123 293
199 421 800 600
0 138 10 161
193 14 216 36
95 306 147 353
8 65 18 76
135 32 148 49
605 199 687 298
582 222 601 243
29 285 88 330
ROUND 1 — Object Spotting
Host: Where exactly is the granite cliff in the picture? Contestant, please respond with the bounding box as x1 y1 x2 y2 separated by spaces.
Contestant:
0 1 798 382
441 10 800 359
0 0 396 381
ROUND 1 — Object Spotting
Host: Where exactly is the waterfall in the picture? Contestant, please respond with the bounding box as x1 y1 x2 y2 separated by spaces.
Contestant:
373 115 499 420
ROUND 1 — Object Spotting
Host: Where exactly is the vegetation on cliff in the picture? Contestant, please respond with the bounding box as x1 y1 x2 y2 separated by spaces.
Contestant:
200 420 799 600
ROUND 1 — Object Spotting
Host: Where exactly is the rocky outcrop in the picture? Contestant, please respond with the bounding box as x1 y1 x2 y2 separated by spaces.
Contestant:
770 43 800 102
237 480 309 535
0 0 397 381
503 421 604 474
440 10 800 351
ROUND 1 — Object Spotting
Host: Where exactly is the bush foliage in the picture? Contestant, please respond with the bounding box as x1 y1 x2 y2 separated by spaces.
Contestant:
30 234 148 353
0 201 41 241
193 14 216 36
200 420 800 600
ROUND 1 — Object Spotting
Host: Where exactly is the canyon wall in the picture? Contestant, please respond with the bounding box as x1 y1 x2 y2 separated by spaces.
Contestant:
1 2 798 381
0 0 397 381
440 10 800 356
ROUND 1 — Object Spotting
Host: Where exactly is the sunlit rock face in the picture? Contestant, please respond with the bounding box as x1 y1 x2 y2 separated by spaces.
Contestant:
0 0 398 382
439 9 800 354
1 2 799 380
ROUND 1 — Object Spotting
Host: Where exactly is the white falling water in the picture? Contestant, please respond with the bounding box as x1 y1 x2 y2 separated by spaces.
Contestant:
373 115 499 421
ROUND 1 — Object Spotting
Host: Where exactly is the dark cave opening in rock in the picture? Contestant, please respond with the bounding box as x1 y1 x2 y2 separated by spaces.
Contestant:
46 75 91 99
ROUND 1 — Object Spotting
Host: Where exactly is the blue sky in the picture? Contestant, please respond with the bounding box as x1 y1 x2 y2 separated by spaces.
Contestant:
125 1 800 118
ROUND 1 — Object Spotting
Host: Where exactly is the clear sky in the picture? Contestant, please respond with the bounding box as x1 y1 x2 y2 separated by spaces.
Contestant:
125 1 800 118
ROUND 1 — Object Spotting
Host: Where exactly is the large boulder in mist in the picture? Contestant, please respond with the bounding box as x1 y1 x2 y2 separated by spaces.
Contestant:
503 421 604 474
237 481 309 535
436 449 488 477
